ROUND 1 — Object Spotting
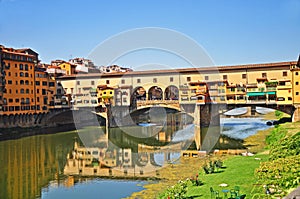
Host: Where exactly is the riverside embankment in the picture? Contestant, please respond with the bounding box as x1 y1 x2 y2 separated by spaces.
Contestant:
127 113 299 199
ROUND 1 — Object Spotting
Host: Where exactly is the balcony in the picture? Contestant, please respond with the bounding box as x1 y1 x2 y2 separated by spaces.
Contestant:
277 81 292 90
277 85 292 90
208 85 218 90
266 87 277 91
195 88 207 95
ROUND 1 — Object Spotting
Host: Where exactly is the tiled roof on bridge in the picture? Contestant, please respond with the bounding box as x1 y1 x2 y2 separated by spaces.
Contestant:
56 61 297 80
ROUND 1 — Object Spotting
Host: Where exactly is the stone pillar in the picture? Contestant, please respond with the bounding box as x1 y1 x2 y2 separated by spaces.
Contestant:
106 103 115 128
164 152 171 162
292 105 300 122
129 93 137 112
251 105 256 116
198 104 221 152
193 104 201 150
200 104 220 127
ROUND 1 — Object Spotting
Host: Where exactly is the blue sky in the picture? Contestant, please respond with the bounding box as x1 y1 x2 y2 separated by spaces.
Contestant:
0 0 300 69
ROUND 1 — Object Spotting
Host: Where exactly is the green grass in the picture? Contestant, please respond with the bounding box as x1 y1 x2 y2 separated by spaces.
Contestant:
185 154 269 198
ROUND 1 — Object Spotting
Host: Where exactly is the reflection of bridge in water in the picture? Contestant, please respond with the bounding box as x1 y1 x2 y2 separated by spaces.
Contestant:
105 98 296 150
64 123 193 178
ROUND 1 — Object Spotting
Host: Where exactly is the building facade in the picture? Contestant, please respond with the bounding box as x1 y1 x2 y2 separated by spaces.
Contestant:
0 46 39 115
69 57 95 73
0 45 69 127
57 61 300 112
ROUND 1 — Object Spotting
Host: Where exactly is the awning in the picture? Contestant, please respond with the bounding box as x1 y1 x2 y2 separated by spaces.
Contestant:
247 91 276 96
247 92 266 96
266 91 276 95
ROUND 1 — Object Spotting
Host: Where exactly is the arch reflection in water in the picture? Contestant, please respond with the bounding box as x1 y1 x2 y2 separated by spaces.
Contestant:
65 114 195 178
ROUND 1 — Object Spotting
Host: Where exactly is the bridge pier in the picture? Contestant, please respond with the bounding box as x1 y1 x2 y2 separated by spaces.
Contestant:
194 104 222 151
106 105 134 127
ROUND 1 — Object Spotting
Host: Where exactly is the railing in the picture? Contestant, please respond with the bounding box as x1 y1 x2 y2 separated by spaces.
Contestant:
266 87 277 91
246 100 276 104
136 100 180 108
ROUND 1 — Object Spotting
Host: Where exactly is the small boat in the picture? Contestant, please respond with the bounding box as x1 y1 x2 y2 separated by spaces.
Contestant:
138 123 156 127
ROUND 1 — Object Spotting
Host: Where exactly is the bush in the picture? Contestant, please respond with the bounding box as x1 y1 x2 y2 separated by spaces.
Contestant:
256 132 300 194
158 179 193 199
275 110 283 118
265 125 287 147
269 132 300 160
256 155 300 190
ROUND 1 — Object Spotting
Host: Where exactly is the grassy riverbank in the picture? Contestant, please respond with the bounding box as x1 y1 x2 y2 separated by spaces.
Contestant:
126 154 269 199
184 154 269 198
125 157 211 199
127 113 300 199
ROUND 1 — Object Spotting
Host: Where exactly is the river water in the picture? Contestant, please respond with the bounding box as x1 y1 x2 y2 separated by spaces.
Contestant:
221 117 272 140
0 114 271 199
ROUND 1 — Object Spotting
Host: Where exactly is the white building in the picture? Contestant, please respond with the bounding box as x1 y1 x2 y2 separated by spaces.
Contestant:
69 58 95 73
99 65 133 73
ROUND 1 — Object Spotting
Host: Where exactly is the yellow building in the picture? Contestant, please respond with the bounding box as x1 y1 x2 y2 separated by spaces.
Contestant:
97 85 115 107
292 68 300 104
276 80 293 105
189 81 207 104
206 80 228 103
58 62 76 75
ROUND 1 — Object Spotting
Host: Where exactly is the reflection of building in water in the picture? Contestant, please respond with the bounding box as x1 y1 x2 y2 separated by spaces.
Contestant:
63 113 195 179
119 148 132 167
63 176 75 188
63 137 185 178
64 140 161 178
0 132 76 199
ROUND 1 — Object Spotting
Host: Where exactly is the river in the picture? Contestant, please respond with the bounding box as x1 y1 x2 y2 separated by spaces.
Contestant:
0 113 271 199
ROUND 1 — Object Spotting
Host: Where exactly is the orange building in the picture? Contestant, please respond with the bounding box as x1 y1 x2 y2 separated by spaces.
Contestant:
0 45 56 116
0 46 38 114
35 67 56 112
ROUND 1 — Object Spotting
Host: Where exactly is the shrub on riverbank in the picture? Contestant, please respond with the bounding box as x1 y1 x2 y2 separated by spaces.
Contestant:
265 125 287 147
157 179 193 199
256 131 300 196
269 132 300 160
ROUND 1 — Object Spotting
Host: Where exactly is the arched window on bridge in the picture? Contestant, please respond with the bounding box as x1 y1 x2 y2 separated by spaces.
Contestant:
165 85 179 100
148 86 163 100
132 86 146 101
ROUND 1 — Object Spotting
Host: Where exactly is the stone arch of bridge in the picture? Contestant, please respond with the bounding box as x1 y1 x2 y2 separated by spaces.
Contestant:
133 83 168 100
164 85 179 100
132 86 147 101
148 86 163 100
135 104 182 112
